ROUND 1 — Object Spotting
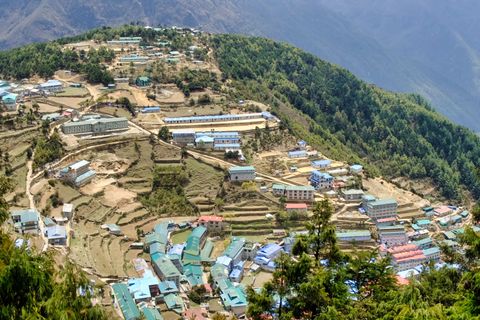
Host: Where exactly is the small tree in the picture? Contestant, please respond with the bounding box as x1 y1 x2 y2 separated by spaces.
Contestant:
158 126 170 142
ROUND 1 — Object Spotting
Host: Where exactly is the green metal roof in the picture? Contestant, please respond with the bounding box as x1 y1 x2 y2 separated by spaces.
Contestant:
369 199 397 206
272 183 286 189
285 185 315 191
153 256 181 277
184 226 206 256
223 237 246 259
141 307 163 320
112 283 141 320
336 230 371 238
229 166 255 173
184 263 204 287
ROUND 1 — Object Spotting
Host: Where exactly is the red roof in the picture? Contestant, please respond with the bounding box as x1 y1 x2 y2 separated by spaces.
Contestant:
396 275 410 286
387 244 419 254
285 203 308 209
377 216 398 223
198 215 224 223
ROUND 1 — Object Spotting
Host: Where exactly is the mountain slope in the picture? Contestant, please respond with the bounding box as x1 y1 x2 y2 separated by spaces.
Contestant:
1 1 480 131
211 34 480 200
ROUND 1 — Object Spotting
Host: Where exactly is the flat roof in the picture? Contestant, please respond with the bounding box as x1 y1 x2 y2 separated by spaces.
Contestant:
369 198 397 206
336 230 371 238
165 113 262 122
229 166 255 172
341 189 364 195
68 159 90 170
285 203 308 209
285 185 315 191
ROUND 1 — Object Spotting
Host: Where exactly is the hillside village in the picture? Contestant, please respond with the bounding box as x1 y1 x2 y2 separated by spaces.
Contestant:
1 26 479 320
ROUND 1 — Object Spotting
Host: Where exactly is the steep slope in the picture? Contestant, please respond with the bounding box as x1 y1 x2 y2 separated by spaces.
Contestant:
211 34 480 200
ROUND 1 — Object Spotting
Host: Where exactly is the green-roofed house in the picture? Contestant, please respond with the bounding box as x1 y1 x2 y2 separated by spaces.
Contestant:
336 230 371 242
219 283 247 316
183 226 207 264
152 256 181 287
11 209 39 234
223 237 246 265
366 198 398 220
412 237 434 249
183 263 204 287
136 76 151 87
228 166 256 182
200 238 214 263
164 293 184 314
272 183 286 196
112 283 141 320
141 307 163 320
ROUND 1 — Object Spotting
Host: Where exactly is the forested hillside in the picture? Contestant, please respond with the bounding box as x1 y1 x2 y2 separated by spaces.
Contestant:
211 35 480 200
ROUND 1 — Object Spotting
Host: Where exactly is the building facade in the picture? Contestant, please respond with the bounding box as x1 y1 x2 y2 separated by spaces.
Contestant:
228 166 256 182
62 116 128 135
285 185 315 202
367 199 398 220
310 170 334 190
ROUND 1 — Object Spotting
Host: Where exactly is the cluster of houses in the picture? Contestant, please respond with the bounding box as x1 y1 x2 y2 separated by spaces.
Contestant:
0 79 65 112
11 203 74 246
111 213 302 319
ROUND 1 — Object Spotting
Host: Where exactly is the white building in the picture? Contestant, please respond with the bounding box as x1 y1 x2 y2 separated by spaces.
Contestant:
229 166 256 182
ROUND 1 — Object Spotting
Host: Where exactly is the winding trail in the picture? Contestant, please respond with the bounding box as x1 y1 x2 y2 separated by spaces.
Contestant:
26 154 48 252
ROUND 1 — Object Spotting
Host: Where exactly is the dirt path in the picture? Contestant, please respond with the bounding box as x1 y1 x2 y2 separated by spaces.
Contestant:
26 156 48 252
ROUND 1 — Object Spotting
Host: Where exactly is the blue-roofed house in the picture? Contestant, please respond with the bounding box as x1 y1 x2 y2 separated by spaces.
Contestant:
2 93 18 111
158 280 179 295
288 150 307 158
46 225 67 245
11 209 39 234
229 261 245 282
112 283 141 320
255 243 282 265
228 166 256 182
310 170 334 190
350 164 363 174
298 140 307 149
311 159 332 169
127 270 161 302
39 79 63 92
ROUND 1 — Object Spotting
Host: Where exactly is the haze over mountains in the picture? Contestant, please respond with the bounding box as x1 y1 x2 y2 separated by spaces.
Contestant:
1 0 479 131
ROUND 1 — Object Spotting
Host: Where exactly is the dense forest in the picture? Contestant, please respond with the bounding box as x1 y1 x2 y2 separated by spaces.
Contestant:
246 200 480 320
211 35 480 200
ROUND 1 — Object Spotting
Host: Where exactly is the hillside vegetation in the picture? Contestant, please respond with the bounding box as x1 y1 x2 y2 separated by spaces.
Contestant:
211 35 480 200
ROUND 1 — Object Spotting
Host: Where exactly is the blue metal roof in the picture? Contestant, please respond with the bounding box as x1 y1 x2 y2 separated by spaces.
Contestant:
74 170 96 184
165 113 262 122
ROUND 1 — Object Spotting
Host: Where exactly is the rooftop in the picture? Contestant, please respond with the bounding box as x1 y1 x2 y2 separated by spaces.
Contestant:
285 203 308 209
223 237 246 259
229 166 255 173
11 209 39 224
153 256 181 277
285 185 315 191
112 283 141 320
369 198 397 206
341 189 364 195
336 230 371 238
46 225 67 239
